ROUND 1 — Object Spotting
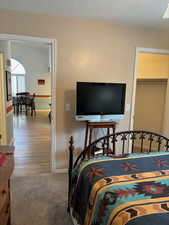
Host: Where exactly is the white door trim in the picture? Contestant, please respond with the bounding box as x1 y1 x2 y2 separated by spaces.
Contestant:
0 52 7 145
130 47 169 131
0 34 57 172
0 34 53 44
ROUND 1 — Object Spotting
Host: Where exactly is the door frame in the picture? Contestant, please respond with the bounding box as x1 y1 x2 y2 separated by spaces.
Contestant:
0 52 7 145
0 34 57 172
130 47 169 131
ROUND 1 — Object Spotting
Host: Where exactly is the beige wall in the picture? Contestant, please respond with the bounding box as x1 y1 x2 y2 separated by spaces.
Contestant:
137 53 169 79
1 9 169 168
134 80 167 133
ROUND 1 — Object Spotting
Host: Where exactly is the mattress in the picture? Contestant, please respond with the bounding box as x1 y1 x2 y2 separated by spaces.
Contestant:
71 152 169 225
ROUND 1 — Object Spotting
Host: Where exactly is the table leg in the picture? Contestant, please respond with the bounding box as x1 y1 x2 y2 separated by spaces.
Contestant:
16 104 19 115
88 128 93 158
89 128 93 145
31 106 33 116
25 105 27 115
84 123 89 149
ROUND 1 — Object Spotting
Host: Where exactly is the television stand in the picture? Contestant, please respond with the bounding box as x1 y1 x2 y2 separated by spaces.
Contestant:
84 121 117 150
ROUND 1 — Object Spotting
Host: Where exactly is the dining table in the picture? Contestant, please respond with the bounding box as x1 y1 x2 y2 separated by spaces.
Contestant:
12 94 36 116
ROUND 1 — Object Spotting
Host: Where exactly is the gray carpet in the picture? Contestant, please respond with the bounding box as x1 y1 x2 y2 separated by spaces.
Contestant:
11 173 73 225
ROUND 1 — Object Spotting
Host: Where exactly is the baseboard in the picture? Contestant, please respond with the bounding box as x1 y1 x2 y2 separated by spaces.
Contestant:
52 168 68 173
6 110 14 116
36 109 50 112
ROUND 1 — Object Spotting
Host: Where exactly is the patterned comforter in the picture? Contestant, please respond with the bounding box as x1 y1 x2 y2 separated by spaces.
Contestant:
71 152 169 225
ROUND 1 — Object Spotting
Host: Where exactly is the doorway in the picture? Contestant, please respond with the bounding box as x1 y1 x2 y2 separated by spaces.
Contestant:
131 48 169 135
0 34 57 175
134 79 167 132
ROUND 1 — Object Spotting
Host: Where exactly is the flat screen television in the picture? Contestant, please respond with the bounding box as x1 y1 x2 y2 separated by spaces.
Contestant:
76 82 126 122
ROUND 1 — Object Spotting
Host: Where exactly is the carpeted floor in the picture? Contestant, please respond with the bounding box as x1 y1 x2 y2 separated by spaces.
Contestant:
11 173 73 225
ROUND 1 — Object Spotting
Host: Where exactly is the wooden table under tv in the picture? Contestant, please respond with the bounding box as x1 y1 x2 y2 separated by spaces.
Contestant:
84 121 117 150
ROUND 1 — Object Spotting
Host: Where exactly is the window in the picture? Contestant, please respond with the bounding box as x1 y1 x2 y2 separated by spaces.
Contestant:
11 58 26 96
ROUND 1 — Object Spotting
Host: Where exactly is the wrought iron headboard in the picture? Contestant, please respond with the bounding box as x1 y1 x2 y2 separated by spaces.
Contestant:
72 130 169 168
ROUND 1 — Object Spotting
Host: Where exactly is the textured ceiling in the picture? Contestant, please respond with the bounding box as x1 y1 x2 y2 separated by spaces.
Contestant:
0 0 169 28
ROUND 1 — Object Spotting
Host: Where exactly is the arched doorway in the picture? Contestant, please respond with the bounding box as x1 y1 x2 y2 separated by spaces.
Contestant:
11 58 26 96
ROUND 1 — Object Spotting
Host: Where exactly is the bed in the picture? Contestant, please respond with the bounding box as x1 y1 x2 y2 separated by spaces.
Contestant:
68 130 169 225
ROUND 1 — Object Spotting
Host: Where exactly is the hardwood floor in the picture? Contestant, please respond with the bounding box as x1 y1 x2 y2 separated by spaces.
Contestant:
13 111 51 176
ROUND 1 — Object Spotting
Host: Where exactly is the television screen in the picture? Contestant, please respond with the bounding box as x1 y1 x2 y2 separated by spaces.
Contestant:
76 82 126 115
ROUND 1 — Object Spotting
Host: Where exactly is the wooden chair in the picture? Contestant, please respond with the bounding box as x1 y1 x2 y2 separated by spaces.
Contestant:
31 93 36 116
24 96 35 116
48 103 51 122
12 97 19 114
25 93 36 116
15 92 30 114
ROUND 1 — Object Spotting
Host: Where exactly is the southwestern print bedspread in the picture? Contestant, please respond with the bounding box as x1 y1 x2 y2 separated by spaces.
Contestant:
71 152 169 225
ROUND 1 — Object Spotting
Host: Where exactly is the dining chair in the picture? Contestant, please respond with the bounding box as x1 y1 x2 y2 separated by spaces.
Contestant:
12 97 19 114
25 93 36 116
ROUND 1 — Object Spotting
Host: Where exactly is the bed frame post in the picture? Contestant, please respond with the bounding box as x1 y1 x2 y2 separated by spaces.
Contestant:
68 136 74 213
